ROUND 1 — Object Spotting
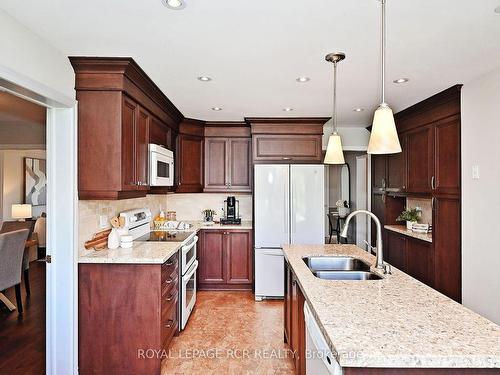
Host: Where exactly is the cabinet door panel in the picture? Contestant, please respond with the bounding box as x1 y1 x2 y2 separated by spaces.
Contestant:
372 154 387 191
177 134 203 192
253 134 322 162
371 193 386 247
386 135 406 191
434 115 460 195
433 196 461 302
136 107 150 189
225 231 252 284
284 263 292 344
406 238 434 286
386 231 406 271
228 138 252 192
122 97 137 190
204 138 228 191
198 231 225 284
150 116 169 148
407 126 434 193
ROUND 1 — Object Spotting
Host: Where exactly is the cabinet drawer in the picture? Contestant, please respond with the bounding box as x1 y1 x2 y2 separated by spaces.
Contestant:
161 293 178 348
253 134 322 162
162 256 178 280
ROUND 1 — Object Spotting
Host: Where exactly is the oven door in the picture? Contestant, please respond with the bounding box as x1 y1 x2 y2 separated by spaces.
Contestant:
181 259 198 330
149 150 174 186
181 235 198 274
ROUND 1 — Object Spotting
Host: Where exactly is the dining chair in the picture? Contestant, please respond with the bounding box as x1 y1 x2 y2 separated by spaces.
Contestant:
0 229 30 313
0 220 35 295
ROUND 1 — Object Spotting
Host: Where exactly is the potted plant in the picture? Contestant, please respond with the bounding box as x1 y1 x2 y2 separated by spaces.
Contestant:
396 208 420 230
336 200 350 218
202 209 217 223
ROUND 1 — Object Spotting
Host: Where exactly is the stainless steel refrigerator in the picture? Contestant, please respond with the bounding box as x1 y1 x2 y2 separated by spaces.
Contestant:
254 164 325 300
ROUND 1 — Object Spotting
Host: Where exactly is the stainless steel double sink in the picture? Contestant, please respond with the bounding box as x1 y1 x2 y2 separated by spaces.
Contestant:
302 256 382 280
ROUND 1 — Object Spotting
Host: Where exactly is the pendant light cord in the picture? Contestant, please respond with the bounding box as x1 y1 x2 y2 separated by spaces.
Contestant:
333 61 338 135
381 0 386 105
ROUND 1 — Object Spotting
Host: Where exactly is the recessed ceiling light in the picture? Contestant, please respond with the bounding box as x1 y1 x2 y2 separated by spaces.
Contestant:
495 6 500 13
197 76 212 82
283 107 294 112
393 78 410 84
353 108 365 112
296 77 310 83
211 107 222 111
161 0 186 10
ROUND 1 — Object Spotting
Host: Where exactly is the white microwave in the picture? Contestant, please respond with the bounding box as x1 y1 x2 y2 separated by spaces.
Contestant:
149 144 174 186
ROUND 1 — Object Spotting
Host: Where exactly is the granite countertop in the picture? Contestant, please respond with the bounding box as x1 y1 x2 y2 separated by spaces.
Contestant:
385 224 433 243
78 220 253 264
283 244 500 368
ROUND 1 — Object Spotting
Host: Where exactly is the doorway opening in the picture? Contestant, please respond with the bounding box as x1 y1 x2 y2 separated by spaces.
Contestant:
0 90 48 374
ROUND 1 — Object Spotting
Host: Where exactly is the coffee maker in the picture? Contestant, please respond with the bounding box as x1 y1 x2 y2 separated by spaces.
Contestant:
221 196 241 225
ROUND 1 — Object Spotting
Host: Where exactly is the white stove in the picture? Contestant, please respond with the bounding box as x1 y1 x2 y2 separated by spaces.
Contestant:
119 208 199 330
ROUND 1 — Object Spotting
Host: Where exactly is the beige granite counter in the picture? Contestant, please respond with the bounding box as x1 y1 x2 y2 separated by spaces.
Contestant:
283 244 500 368
78 220 253 264
385 224 433 243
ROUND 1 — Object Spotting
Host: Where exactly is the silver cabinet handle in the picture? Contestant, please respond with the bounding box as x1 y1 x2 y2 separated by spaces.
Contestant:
164 319 174 329
165 293 175 302
282 157 292 161
431 176 435 190
431 197 436 210
382 178 386 189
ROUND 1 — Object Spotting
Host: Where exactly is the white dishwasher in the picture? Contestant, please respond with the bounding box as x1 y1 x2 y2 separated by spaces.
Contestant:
304 302 343 375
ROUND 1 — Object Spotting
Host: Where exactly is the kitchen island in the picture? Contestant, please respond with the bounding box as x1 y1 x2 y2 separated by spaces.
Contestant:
283 244 500 373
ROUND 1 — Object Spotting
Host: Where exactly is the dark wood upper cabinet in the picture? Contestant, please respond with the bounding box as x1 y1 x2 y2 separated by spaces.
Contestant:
176 119 204 193
228 138 252 192
372 154 387 191
204 137 228 191
135 106 150 190
204 135 252 193
198 229 253 290
149 116 171 149
70 57 183 200
247 117 328 163
434 114 461 196
373 85 462 302
386 135 407 191
406 125 434 194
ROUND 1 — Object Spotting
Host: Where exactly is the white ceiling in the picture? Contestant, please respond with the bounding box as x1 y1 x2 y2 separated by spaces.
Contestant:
1 0 500 125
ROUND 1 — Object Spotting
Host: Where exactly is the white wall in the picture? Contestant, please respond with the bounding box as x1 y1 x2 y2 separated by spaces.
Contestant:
323 121 370 151
0 9 74 100
461 65 500 325
0 149 46 221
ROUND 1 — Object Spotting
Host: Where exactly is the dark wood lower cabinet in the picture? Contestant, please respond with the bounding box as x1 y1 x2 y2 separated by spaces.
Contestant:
433 195 461 302
78 254 179 375
284 261 305 375
197 229 253 290
385 230 434 287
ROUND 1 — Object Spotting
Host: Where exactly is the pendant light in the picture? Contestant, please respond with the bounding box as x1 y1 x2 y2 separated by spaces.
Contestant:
324 52 346 164
367 0 402 154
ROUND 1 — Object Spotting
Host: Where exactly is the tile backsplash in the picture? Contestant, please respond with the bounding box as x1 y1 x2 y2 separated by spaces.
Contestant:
78 193 253 255
165 193 252 221
406 197 432 225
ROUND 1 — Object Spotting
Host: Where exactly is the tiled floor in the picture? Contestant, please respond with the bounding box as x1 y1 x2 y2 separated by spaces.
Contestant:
162 291 295 375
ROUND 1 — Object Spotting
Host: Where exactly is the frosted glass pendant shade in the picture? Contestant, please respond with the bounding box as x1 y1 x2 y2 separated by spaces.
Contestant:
324 133 345 164
367 105 402 154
